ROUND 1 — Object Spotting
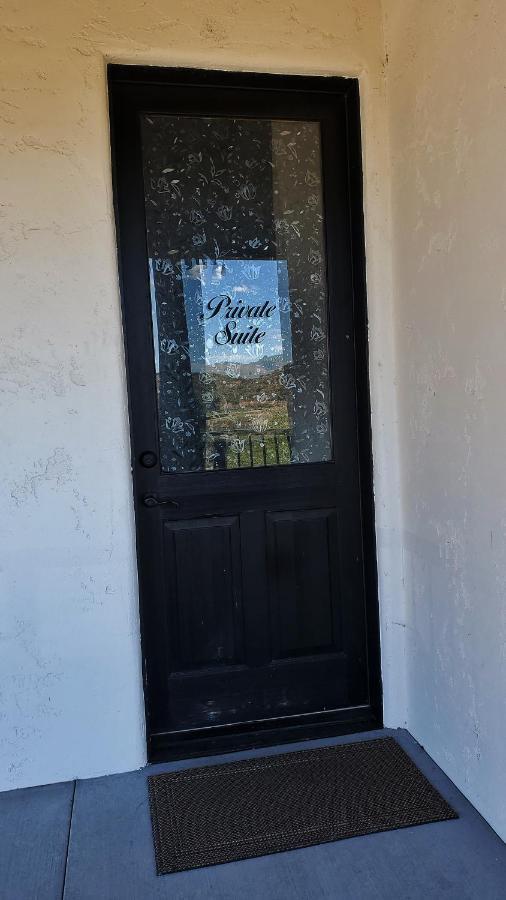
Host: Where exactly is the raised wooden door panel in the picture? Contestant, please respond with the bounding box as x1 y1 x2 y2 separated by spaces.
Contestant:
108 65 381 759
163 516 245 670
266 508 341 660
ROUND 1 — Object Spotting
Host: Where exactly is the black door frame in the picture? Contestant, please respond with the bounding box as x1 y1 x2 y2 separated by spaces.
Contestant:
108 64 382 761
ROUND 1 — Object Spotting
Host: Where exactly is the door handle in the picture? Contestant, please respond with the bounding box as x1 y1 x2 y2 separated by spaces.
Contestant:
142 494 179 509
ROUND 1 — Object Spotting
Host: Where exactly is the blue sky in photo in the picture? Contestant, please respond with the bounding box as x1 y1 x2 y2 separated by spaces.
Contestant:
182 259 292 368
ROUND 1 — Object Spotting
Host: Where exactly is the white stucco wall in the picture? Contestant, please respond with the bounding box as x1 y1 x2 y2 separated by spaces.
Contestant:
0 1 403 789
384 0 506 841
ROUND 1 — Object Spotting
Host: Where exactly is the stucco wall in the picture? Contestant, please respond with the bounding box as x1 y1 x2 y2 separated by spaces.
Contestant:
384 0 506 841
0 1 403 789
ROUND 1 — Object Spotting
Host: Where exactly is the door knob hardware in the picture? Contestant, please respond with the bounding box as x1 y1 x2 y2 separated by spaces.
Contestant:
142 494 179 509
139 451 158 468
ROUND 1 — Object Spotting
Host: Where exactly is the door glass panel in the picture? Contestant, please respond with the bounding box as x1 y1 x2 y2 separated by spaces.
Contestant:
141 115 332 472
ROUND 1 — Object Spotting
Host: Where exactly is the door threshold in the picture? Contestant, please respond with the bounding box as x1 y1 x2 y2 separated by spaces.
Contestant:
148 707 382 763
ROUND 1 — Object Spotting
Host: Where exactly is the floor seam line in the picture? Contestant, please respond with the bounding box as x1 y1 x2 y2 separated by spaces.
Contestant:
61 780 76 900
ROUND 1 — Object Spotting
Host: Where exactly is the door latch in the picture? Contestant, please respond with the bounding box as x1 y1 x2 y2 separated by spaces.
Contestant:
142 494 179 509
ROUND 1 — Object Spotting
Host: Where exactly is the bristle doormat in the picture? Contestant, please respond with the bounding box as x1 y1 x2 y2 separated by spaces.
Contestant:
148 736 457 875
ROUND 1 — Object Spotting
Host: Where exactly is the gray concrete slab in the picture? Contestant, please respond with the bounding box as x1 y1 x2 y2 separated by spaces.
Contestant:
61 728 506 899
0 779 74 900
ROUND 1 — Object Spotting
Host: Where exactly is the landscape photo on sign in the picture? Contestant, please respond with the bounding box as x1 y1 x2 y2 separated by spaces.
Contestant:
181 258 292 372
179 257 294 468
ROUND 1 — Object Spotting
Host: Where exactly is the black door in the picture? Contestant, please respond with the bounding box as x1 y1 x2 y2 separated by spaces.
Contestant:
108 66 381 761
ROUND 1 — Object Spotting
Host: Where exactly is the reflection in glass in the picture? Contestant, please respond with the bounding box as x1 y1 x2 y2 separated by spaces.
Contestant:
141 115 332 472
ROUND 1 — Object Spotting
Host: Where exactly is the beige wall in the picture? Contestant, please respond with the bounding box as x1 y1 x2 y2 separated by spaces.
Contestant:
5 0 505 846
0 1 403 789
385 0 506 841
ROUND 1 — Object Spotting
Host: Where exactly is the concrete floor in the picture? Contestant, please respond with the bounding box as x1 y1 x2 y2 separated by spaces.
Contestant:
1 728 505 899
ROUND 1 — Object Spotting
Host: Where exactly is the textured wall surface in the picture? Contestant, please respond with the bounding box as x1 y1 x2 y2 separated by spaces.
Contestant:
385 0 506 842
0 1 402 789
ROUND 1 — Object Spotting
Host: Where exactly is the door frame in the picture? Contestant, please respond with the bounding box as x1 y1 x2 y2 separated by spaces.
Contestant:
108 64 382 761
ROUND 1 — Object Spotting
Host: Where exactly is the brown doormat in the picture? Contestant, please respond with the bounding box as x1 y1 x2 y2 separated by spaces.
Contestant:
148 736 457 875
